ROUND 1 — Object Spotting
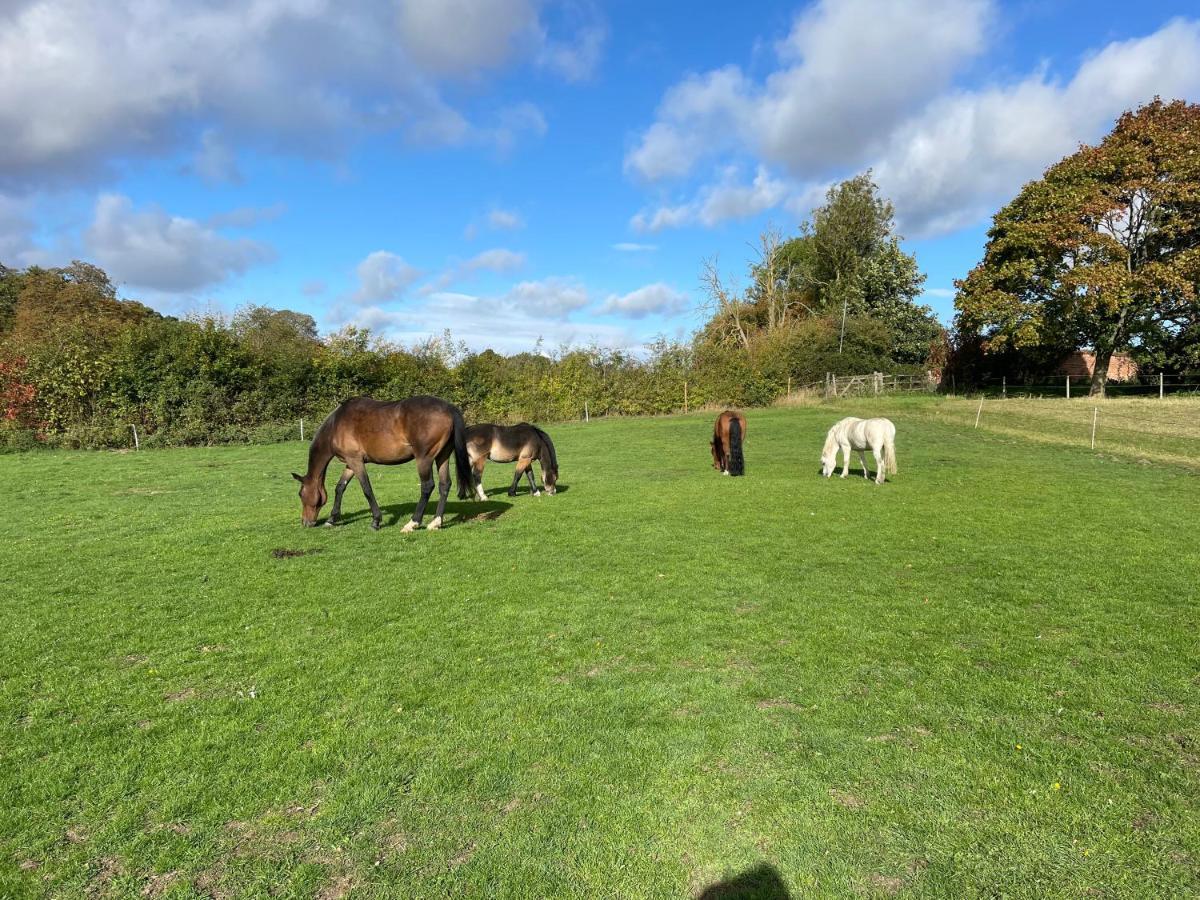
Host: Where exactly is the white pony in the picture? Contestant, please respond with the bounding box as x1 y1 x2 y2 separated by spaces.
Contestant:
820 417 897 484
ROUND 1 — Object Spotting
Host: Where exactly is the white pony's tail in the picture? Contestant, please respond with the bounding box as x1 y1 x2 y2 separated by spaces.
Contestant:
882 430 898 475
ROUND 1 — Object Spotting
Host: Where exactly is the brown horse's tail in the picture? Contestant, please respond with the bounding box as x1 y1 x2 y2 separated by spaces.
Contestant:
451 404 473 500
728 417 744 476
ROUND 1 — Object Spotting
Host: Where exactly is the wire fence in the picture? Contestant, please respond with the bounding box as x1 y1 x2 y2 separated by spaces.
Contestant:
961 373 1200 400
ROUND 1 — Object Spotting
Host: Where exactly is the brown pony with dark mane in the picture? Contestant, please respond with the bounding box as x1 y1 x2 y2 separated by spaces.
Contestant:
711 409 746 476
464 422 558 499
292 395 474 531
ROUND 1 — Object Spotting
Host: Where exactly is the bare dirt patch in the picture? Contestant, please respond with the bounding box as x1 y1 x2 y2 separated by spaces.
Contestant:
140 870 180 897
859 873 904 896
316 874 357 900
164 687 196 702
449 842 478 869
830 789 865 810
271 548 323 559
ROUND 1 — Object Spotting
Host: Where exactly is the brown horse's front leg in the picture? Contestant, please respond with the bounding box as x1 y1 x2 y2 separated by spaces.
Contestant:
402 457 435 533
508 460 530 496
325 467 354 526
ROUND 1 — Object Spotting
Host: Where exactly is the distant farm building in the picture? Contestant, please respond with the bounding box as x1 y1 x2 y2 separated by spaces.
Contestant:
1057 351 1139 382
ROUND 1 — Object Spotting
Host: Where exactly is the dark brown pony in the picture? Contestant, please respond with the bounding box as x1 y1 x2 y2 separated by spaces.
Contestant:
711 409 746 476
292 395 474 531
464 423 558 498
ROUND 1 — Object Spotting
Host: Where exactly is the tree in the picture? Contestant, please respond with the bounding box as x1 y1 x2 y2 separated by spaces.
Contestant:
751 174 936 360
956 99 1200 396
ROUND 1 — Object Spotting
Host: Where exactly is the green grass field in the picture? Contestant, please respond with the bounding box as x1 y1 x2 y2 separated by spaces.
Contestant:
3 398 1198 898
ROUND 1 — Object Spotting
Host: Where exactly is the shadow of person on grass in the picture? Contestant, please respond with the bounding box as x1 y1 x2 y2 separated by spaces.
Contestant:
696 863 790 900
332 500 512 529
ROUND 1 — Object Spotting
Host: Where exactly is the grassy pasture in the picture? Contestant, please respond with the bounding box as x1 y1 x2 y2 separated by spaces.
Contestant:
2 397 1198 898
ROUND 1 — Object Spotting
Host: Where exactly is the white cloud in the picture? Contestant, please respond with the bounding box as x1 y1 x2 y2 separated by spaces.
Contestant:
188 129 241 185
631 166 790 232
352 250 422 305
343 282 632 355
613 242 657 252
396 0 540 77
923 288 956 299
420 247 527 294
624 0 990 182
84 194 274 292
466 248 526 274
873 18 1200 235
600 283 690 318
301 279 327 296
502 277 589 316
537 19 608 81
487 208 525 230
624 6 1200 238
0 0 602 188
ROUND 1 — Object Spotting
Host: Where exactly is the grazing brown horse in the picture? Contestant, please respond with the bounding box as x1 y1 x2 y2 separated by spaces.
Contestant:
711 409 746 476
465 423 558 499
292 395 474 531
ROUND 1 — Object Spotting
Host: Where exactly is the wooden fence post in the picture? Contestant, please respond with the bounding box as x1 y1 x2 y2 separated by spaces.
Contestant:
684 381 688 413
1160 372 1164 399
1065 376 1070 400
130 424 140 450
1091 407 1098 449
1002 375 1007 399
974 397 984 429
300 418 305 441
584 400 590 422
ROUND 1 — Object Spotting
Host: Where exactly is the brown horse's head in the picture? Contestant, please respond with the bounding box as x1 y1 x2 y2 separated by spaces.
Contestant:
292 472 326 526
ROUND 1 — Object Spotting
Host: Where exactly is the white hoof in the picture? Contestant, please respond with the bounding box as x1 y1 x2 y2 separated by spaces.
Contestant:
723 470 731 476
533 490 541 496
400 520 418 533
475 487 487 501
427 516 442 531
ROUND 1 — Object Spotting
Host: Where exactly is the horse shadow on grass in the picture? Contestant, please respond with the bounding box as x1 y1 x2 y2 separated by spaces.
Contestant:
481 482 571 498
696 863 790 899
332 499 513 529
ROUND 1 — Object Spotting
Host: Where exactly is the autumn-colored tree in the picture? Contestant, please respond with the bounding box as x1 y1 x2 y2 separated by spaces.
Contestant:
956 99 1200 396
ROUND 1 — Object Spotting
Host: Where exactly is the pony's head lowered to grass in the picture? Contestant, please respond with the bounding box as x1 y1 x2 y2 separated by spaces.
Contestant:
820 427 839 477
292 471 326 526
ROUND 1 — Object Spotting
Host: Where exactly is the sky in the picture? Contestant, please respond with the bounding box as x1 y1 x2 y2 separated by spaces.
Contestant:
2 0 1199 355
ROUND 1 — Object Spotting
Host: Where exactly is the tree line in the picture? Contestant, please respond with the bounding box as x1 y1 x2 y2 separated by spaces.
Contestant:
0 178 939 451
4 98 1196 449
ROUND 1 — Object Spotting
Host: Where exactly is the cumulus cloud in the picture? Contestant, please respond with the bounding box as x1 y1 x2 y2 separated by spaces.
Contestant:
624 4 1200 236
872 18 1200 234
488 208 525 230
600 283 690 318
502 277 589 316
351 250 422 304
84 194 274 292
631 166 790 232
420 247 528 294
343 279 630 355
625 0 989 182
0 0 603 188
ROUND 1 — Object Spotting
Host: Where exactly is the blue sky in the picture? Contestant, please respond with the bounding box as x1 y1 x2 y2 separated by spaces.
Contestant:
2 0 1199 354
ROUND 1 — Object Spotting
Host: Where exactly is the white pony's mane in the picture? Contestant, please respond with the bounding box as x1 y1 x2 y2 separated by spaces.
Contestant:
821 417 860 459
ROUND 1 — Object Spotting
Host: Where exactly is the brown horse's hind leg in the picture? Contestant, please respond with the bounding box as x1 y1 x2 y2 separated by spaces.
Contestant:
350 460 383 531
472 457 488 501
325 467 355 526
427 453 451 530
402 456 436 533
